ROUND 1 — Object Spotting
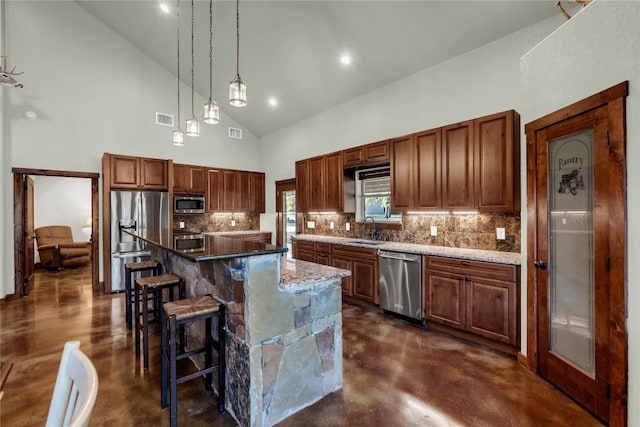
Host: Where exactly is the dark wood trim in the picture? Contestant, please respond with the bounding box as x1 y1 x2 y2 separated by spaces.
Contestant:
12 168 101 297
275 178 296 248
524 81 628 426
13 174 26 297
516 352 529 370
524 81 628 133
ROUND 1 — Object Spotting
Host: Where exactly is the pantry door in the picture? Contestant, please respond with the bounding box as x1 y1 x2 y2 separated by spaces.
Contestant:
525 82 627 425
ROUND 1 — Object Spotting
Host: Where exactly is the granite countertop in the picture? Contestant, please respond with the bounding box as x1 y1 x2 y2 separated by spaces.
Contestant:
280 257 351 292
125 228 286 262
293 234 521 265
204 230 271 236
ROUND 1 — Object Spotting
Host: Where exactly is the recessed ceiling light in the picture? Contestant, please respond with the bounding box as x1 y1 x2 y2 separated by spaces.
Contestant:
340 53 352 66
159 3 170 14
268 97 278 107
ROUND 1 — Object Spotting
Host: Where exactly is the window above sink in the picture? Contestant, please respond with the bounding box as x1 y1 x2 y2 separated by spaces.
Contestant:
355 167 402 224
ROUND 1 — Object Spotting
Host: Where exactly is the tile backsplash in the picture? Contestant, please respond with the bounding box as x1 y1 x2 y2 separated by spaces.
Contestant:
303 212 521 253
173 213 260 233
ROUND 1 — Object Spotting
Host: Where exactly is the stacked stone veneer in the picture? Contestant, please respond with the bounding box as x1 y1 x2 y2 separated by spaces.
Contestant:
153 248 343 427
302 212 521 253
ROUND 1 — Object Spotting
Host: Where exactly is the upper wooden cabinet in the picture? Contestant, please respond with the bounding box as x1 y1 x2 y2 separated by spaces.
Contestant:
390 110 519 213
474 111 520 212
173 163 206 194
442 120 475 211
296 151 346 212
207 168 265 213
343 140 390 168
105 153 169 190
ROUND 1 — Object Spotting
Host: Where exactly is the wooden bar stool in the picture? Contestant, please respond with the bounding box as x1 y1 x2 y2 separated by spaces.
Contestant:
124 260 161 330
134 274 184 369
161 295 226 426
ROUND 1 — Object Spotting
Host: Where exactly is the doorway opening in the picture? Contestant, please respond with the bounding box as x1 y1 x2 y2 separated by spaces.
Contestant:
13 168 100 298
275 179 297 257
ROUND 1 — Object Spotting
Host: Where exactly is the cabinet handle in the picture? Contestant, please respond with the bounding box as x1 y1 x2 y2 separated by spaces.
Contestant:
534 260 547 269
461 260 471 266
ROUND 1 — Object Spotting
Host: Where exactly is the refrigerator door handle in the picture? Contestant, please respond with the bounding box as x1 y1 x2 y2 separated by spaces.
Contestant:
113 251 151 259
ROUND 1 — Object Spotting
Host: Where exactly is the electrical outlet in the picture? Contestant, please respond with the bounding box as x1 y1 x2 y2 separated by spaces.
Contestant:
179 221 185 229
330 221 335 230
496 227 506 240
307 221 315 229
345 222 350 231
231 220 236 227
430 225 437 237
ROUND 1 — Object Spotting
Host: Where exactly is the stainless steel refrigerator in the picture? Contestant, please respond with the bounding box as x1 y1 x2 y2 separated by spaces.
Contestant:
110 190 169 292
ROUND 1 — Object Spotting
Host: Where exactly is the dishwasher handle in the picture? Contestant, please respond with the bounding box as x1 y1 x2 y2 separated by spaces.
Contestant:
379 251 421 262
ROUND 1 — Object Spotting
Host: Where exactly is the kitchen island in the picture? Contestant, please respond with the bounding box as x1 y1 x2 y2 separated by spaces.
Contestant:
127 229 350 427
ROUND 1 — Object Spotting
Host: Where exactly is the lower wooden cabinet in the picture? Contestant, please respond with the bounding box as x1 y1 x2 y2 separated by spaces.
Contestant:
424 256 518 346
332 244 378 304
332 255 353 296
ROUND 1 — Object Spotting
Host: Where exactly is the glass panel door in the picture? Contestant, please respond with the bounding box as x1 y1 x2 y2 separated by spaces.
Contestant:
548 129 595 375
284 190 296 258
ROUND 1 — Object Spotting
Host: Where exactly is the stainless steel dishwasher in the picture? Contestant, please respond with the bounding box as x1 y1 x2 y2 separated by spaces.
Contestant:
379 250 422 320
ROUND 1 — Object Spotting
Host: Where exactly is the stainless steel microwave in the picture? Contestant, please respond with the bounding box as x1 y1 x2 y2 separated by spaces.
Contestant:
173 195 205 214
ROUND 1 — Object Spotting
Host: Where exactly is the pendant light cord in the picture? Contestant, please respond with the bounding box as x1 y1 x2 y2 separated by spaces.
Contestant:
235 0 240 77
176 0 181 124
191 0 195 116
209 0 213 99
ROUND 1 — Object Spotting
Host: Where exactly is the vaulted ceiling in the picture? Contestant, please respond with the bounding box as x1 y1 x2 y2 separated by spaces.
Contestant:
77 1 566 137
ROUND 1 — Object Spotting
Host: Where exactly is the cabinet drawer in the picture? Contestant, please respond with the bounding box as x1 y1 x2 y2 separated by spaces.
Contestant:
425 256 516 282
296 240 315 252
315 242 332 253
332 244 377 260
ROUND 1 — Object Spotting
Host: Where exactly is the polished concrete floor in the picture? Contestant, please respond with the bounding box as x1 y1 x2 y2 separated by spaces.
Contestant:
0 265 602 426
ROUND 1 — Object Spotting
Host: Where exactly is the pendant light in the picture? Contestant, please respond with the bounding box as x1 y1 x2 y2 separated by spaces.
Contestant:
185 0 200 136
203 0 219 124
172 0 184 146
229 0 246 107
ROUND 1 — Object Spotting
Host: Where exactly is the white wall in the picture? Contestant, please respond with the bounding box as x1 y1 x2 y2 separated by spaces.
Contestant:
33 176 92 262
520 1 639 423
1 1 263 297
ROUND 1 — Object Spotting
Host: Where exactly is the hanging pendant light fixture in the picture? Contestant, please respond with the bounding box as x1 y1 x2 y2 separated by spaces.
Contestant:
185 0 200 136
172 0 184 146
229 0 246 107
203 0 219 124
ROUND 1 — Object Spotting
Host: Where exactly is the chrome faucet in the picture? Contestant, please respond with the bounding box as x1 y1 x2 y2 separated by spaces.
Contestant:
363 216 379 241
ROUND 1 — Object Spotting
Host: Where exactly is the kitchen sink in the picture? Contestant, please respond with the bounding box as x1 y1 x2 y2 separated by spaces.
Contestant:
345 239 386 246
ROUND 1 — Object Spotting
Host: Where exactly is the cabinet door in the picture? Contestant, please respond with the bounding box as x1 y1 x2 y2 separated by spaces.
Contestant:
250 172 265 213
236 171 251 212
316 253 332 266
325 152 343 211
332 255 352 296
189 166 207 194
390 135 414 211
343 147 364 168
364 140 390 164
352 258 377 303
140 158 168 189
207 169 222 212
308 156 325 211
424 268 465 329
466 276 517 345
222 170 237 212
110 155 140 188
474 111 518 212
415 128 442 210
297 249 315 263
295 160 310 213
442 121 474 210
173 163 189 193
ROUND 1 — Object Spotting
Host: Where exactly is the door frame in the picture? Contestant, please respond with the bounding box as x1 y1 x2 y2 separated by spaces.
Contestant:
524 82 628 425
13 168 101 297
275 178 296 247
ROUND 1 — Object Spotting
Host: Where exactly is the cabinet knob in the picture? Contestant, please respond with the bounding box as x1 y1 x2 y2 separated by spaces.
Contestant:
534 260 547 269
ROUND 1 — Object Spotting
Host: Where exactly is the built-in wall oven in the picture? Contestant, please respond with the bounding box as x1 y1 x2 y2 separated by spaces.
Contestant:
379 250 423 320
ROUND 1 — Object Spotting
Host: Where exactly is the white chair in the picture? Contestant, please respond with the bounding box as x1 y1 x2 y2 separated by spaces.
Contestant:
46 341 99 427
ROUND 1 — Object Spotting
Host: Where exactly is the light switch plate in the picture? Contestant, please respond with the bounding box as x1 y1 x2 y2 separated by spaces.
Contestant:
496 227 506 240
345 222 350 231
430 225 437 237
231 220 236 227
330 221 335 230
179 221 185 229
307 221 315 229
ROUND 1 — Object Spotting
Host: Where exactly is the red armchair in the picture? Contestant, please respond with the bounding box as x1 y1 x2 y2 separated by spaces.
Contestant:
35 226 91 270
